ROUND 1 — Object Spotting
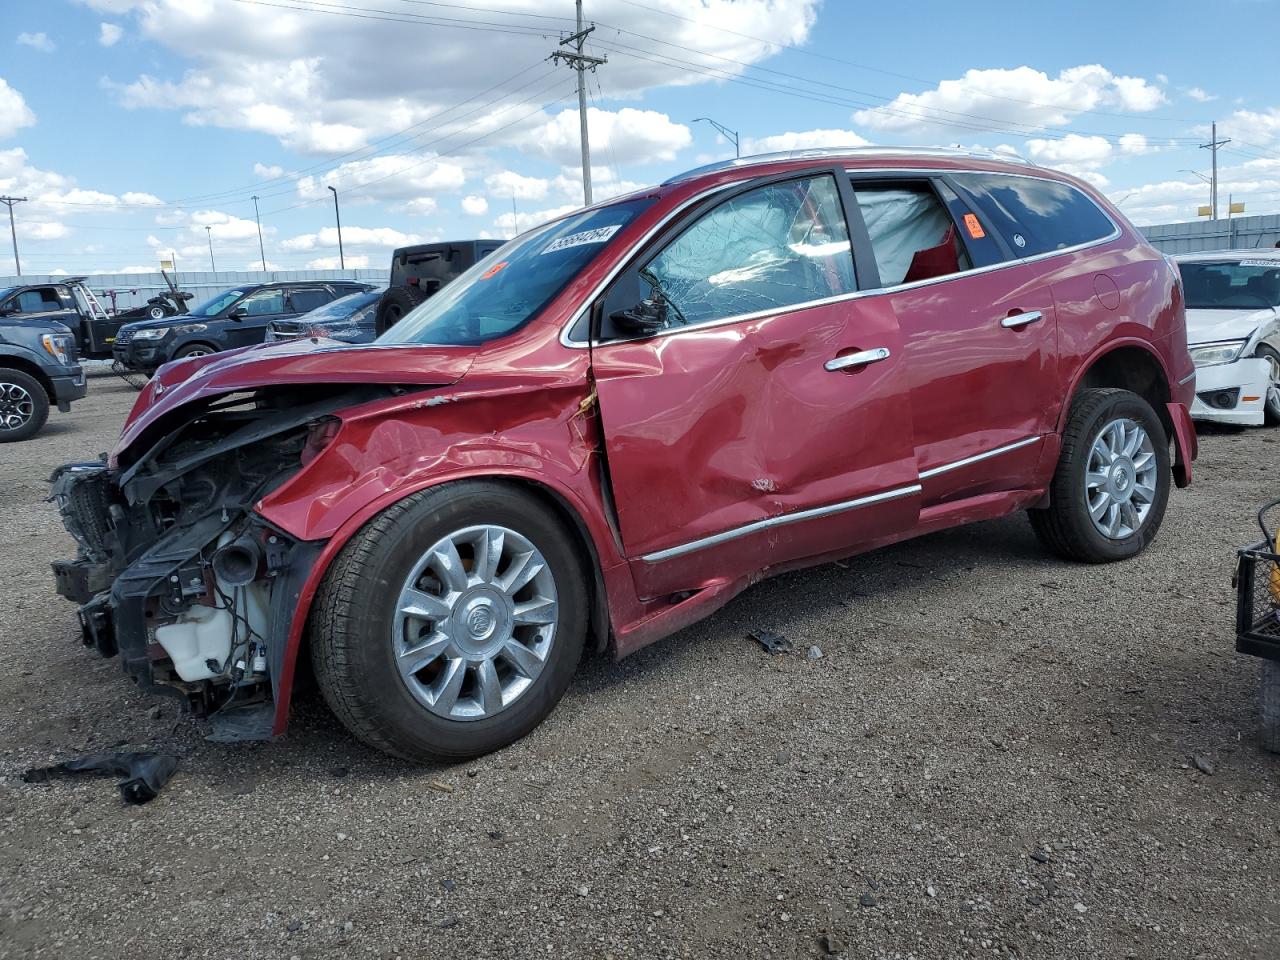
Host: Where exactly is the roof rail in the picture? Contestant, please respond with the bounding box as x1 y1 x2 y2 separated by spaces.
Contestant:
662 145 1034 185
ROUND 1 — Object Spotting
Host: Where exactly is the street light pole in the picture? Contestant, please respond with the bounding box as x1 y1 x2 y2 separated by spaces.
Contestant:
205 225 216 272
251 194 267 271
1181 169 1212 214
327 185 345 270
692 117 740 158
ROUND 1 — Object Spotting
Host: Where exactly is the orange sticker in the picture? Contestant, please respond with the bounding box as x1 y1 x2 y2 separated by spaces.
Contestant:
963 213 986 239
480 261 509 280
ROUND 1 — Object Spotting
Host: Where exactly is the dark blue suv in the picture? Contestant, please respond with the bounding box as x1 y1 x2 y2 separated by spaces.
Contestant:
113 279 374 372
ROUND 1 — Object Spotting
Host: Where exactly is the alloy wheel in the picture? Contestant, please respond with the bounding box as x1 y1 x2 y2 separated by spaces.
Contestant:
1265 352 1280 415
1084 417 1158 539
0 381 35 432
392 524 558 721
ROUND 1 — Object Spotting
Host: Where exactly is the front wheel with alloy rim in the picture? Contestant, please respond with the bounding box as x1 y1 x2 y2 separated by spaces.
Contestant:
173 343 216 361
310 481 588 761
1258 344 1280 426
0 368 50 443
1029 388 1171 563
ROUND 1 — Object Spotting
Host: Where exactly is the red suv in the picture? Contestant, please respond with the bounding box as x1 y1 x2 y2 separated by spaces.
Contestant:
50 148 1197 761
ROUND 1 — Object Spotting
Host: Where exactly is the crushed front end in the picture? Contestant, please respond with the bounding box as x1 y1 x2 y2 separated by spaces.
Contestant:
48 386 381 740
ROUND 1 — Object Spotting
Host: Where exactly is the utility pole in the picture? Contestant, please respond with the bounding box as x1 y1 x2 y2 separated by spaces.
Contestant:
251 194 267 271
0 196 27 276
327 185 345 270
205 225 216 272
551 0 606 205
692 117 740 158
1199 121 1231 220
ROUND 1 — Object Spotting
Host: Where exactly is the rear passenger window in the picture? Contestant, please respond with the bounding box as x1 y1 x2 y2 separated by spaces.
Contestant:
288 288 331 312
852 183 972 287
954 174 1114 257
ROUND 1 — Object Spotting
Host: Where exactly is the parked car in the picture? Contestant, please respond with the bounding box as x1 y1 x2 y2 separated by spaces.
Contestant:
112 280 375 372
0 314 85 441
49 147 1197 761
0 277 130 360
265 289 383 344
1173 250 1280 426
374 239 503 334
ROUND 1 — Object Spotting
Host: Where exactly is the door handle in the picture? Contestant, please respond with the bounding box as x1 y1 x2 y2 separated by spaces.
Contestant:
825 346 891 372
1001 310 1043 329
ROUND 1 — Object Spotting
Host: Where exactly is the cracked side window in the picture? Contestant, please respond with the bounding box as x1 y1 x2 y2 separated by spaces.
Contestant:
643 175 856 329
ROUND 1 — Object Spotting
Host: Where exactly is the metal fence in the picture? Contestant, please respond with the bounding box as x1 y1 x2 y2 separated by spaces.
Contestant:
0 269 390 311
1140 214 1280 254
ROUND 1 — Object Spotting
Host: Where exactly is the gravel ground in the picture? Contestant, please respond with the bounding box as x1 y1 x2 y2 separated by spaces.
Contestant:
1 368 1277 960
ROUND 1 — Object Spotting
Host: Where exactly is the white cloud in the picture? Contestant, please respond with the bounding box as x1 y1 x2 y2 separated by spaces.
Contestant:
741 128 871 154
404 197 437 216
1221 106 1280 145
0 79 36 139
17 220 69 241
461 194 488 216
294 154 466 204
524 108 691 166
91 0 819 157
484 170 549 202
17 32 55 53
98 23 123 47
281 225 420 252
1186 86 1216 103
253 162 284 178
854 65 1167 135
306 254 370 269
1024 131 1165 184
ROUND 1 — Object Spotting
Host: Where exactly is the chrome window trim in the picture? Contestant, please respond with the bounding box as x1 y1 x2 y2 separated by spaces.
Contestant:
918 435 1041 480
640 483 922 564
562 166 1120 350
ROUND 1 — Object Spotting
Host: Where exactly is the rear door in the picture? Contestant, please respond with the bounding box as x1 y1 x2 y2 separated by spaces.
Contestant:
590 170 920 600
847 172 1059 506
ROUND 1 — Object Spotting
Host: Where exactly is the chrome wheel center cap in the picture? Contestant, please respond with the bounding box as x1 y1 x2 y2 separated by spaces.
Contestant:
467 604 495 639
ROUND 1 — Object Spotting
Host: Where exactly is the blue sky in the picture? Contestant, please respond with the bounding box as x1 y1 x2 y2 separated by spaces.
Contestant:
2 0 1279 276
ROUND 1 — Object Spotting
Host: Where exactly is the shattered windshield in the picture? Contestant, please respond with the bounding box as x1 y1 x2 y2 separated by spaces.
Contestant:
380 198 654 347
642 175 856 328
1179 260 1280 309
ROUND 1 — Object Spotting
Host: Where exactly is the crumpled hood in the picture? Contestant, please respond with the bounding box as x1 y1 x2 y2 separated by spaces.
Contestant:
115 338 477 459
1186 306 1276 345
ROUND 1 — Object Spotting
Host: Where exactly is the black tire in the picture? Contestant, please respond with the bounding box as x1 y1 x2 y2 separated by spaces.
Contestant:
1257 344 1280 426
1029 388 1171 563
147 305 167 321
172 342 218 361
0 368 50 443
310 481 588 762
374 285 428 336
1261 659 1280 755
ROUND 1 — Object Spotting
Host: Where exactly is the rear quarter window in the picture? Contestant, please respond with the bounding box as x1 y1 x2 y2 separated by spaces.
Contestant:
952 174 1116 257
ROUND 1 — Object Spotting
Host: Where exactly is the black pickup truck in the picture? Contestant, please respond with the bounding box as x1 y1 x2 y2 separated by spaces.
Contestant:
0 278 131 361
0 314 86 441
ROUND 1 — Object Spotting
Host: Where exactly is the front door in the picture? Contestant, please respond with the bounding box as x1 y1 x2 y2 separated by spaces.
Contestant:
590 172 921 599
226 287 289 348
848 175 1058 506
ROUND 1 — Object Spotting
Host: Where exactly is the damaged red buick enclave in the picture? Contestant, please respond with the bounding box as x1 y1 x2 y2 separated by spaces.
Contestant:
49 148 1198 761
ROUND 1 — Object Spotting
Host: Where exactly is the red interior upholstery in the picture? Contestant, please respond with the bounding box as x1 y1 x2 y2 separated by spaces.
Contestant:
902 225 960 284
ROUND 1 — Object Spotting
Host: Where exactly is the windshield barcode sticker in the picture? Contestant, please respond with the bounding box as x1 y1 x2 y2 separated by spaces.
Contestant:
540 224 622 255
1236 259 1278 268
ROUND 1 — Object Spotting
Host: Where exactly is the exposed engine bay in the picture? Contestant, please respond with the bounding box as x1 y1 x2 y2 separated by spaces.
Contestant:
49 385 391 739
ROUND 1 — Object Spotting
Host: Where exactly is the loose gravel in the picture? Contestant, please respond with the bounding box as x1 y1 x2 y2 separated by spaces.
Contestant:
0 369 1277 959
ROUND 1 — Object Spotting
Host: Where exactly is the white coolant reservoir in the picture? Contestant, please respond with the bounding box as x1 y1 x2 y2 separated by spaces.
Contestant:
155 605 235 682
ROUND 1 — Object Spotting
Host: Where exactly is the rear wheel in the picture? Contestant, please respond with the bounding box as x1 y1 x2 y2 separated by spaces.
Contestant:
0 368 49 443
1257 344 1280 426
1029 388 1171 563
374 285 428 336
310 481 588 761
1262 659 1280 754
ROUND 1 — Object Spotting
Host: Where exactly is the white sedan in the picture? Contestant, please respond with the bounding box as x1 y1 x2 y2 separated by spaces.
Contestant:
1174 251 1280 426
